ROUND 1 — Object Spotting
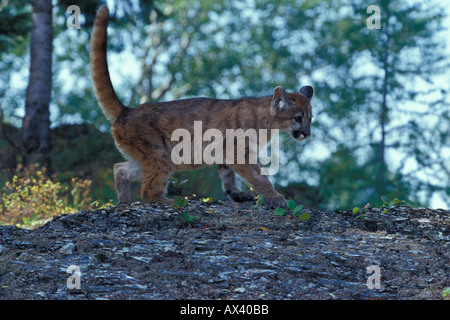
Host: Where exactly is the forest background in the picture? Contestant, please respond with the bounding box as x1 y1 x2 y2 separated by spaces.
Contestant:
0 0 449 227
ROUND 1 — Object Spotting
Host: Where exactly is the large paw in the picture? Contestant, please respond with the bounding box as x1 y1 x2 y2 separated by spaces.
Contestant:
263 194 287 209
160 197 175 206
142 196 174 206
227 190 255 202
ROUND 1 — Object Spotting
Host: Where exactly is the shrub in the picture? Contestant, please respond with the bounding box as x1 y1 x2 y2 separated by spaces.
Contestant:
0 167 93 229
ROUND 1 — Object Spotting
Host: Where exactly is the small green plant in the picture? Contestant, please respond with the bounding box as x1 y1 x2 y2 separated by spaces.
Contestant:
173 196 197 224
272 199 310 221
181 211 198 223
353 203 371 220
381 195 405 214
173 196 188 209
169 176 188 196
298 211 311 222
253 194 264 209
353 196 406 221
89 199 115 210
443 288 450 299
273 207 285 216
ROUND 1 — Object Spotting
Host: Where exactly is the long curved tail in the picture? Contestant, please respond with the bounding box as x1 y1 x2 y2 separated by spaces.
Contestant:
90 5 125 123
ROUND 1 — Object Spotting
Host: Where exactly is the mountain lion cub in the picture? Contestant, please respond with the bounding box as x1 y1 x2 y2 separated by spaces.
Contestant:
90 5 313 208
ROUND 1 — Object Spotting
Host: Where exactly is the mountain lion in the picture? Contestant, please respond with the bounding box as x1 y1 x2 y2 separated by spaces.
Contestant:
90 5 314 208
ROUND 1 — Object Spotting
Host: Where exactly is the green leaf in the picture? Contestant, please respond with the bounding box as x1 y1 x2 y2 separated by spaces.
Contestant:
393 198 405 205
287 200 297 210
299 212 311 221
380 195 391 204
273 208 286 216
443 288 450 297
293 205 304 216
256 195 264 205
182 211 197 223
169 176 177 183
352 207 360 214
174 196 188 209
356 214 367 220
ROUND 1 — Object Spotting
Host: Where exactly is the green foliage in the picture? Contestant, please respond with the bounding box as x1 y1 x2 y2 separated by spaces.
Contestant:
173 196 197 224
287 200 307 218
443 288 450 298
0 0 31 54
273 208 285 216
353 196 406 220
169 176 189 196
272 199 310 221
173 196 188 210
181 212 198 224
274 0 449 210
352 203 371 220
88 199 115 210
253 195 264 209
381 195 406 214
0 168 93 229
298 211 311 222
287 200 297 211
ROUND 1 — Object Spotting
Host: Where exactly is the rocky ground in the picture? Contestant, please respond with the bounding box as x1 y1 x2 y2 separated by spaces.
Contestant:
0 200 448 300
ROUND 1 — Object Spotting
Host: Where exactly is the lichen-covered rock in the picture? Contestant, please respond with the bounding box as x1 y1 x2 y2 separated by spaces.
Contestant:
0 201 448 300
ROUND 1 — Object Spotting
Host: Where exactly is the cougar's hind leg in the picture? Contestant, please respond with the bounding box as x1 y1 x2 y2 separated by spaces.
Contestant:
114 160 142 204
140 160 174 206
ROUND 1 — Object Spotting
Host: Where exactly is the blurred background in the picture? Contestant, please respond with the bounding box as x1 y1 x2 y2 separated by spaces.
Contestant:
0 0 449 225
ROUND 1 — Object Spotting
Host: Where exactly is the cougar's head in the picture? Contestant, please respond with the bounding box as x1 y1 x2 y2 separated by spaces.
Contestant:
270 85 314 141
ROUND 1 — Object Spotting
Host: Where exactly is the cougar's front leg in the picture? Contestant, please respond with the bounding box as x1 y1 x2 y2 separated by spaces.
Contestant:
231 163 286 208
218 164 254 202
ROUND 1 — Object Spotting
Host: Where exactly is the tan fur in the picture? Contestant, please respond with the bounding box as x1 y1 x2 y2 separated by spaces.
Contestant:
90 5 314 208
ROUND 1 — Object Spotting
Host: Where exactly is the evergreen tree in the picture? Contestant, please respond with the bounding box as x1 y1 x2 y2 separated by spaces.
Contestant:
271 0 449 209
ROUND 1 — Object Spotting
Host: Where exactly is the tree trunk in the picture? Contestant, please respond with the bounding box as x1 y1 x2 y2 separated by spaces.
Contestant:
21 0 53 171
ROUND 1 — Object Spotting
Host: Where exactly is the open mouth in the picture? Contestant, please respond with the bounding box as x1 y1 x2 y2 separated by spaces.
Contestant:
292 130 309 140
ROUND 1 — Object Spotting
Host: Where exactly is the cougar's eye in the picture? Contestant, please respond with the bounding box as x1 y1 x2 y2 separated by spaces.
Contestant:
294 116 303 123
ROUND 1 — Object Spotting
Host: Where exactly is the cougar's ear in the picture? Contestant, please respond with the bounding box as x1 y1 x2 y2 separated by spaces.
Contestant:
299 85 314 100
271 86 289 116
